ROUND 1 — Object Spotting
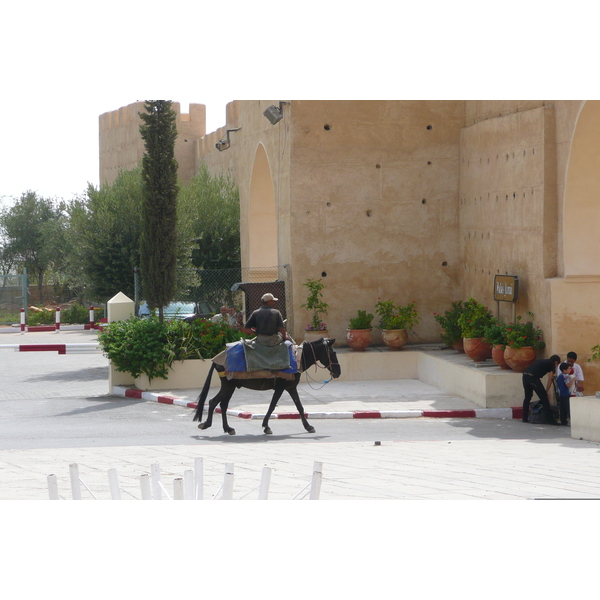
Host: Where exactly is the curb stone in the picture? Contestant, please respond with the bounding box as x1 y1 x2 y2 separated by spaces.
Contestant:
112 386 522 421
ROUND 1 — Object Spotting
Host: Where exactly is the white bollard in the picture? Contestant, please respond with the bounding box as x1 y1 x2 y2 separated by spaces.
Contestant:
47 474 59 500
69 463 82 500
309 461 323 500
194 457 203 500
20 308 25 334
89 306 95 329
140 473 152 500
184 470 194 500
221 463 234 500
173 477 184 500
55 307 60 333
108 468 121 500
258 467 271 500
151 463 162 500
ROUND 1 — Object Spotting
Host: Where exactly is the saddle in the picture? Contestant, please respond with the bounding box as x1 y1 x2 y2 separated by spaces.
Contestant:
213 340 302 381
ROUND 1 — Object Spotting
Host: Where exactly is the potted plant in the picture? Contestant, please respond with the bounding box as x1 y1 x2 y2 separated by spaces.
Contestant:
375 299 420 350
301 278 329 342
346 310 374 351
457 298 495 362
483 319 510 369
434 300 466 352
504 312 545 372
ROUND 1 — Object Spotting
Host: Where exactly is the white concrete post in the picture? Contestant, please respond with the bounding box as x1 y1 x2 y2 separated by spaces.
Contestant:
108 468 121 500
194 457 203 500
47 474 59 500
107 292 135 391
173 478 184 500
258 467 271 500
20 308 25 334
140 474 152 500
221 463 234 500
69 463 82 500
309 461 323 500
183 470 194 500
151 463 162 500
89 306 95 329
55 307 60 333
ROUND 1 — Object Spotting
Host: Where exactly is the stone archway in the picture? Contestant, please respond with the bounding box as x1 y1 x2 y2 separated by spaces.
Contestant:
247 143 278 272
563 100 600 277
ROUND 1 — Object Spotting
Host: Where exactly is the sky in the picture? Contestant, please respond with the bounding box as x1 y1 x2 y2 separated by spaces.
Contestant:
0 2 593 205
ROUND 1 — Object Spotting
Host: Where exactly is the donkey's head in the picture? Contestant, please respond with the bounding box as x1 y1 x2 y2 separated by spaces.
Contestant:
305 337 341 379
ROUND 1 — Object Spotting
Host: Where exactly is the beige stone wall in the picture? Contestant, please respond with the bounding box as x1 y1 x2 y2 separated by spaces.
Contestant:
459 104 558 333
285 101 465 343
99 102 206 187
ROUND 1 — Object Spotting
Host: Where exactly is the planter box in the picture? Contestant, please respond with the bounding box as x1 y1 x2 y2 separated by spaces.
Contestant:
135 359 219 391
571 396 600 443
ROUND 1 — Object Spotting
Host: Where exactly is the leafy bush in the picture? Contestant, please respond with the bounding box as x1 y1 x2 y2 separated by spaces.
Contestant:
28 308 55 325
434 300 466 346
375 300 420 330
457 298 494 338
505 312 545 350
302 278 329 331
348 310 374 330
483 319 508 346
98 317 251 380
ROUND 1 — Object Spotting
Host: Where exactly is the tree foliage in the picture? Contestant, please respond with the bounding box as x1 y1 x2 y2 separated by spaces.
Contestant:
0 191 67 302
178 163 241 270
68 168 144 301
139 100 179 322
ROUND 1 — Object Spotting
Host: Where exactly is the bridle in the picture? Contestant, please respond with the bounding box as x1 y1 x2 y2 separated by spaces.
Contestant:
302 340 339 388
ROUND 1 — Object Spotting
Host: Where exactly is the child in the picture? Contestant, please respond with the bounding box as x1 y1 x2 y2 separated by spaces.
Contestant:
556 362 574 425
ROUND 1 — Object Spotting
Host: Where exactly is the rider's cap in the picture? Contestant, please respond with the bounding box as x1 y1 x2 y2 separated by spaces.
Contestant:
261 293 278 302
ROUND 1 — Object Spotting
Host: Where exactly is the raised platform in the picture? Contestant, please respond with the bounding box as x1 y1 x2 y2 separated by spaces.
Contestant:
336 345 524 409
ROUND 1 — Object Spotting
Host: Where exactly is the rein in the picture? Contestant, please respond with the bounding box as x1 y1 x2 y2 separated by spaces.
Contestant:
301 340 339 389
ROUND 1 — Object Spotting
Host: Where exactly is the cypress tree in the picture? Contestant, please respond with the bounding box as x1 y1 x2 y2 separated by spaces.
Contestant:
139 100 179 322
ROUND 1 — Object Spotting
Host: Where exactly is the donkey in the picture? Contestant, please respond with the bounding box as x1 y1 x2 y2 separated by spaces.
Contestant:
193 338 341 435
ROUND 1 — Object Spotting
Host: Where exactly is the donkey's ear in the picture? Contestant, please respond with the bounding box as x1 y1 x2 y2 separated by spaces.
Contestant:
327 338 336 345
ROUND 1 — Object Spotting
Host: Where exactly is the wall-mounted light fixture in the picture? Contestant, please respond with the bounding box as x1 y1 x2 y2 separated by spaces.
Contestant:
263 102 289 125
215 127 242 151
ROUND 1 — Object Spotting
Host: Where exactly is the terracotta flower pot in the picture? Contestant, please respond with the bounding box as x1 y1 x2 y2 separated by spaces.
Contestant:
304 330 328 343
346 328 372 351
452 339 465 353
381 329 408 350
463 337 492 362
503 346 536 373
492 344 511 369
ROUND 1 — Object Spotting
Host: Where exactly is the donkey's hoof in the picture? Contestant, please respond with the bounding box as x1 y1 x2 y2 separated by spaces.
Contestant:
198 422 209 430
264 426 273 435
307 426 316 433
226 428 236 436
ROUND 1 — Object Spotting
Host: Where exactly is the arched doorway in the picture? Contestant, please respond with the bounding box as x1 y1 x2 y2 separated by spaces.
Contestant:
247 143 278 274
563 100 600 277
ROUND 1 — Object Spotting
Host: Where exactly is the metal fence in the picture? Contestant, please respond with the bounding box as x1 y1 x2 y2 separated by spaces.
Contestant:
134 265 293 328
0 272 27 323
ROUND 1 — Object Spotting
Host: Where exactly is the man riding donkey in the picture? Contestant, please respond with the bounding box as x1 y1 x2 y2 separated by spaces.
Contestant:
193 292 341 435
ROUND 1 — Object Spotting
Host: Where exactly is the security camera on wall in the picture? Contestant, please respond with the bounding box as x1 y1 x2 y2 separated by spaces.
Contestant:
215 139 230 151
263 105 284 125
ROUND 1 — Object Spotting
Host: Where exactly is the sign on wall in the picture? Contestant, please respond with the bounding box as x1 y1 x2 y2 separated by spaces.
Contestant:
493 275 518 302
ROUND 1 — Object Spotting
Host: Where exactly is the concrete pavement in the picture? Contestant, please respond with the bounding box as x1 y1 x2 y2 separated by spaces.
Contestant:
2 327 600 501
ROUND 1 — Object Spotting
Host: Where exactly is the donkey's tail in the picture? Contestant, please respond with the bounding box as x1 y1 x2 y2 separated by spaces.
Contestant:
193 362 216 422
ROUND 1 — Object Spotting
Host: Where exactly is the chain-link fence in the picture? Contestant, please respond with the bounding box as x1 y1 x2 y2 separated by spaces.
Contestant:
134 265 293 328
0 273 27 324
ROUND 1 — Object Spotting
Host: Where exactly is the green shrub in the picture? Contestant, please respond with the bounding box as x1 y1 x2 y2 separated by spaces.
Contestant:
348 310 374 330
434 301 466 346
98 317 251 381
28 309 55 325
457 298 495 338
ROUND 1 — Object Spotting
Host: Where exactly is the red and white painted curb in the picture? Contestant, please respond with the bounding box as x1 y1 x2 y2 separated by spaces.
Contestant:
112 386 523 420
0 343 101 354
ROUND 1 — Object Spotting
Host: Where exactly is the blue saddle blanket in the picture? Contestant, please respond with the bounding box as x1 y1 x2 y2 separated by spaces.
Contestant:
225 340 298 373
